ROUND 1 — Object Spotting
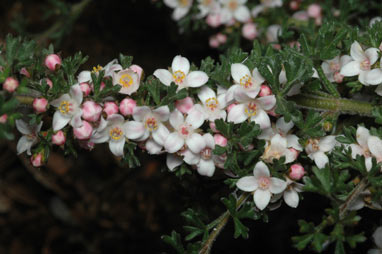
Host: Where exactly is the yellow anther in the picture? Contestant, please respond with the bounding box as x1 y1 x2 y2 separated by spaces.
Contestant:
244 102 257 117
92 65 103 73
145 117 158 131
205 97 218 111
120 74 134 88
109 127 123 140
173 70 186 85
59 101 71 115
239 74 252 88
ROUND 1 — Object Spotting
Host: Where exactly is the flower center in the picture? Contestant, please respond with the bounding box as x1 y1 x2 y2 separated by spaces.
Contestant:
178 0 190 7
244 102 257 117
173 70 186 85
120 73 134 88
202 0 213 6
59 101 72 115
306 138 320 153
179 124 191 138
228 0 238 10
258 177 270 190
92 65 103 73
329 62 340 72
360 59 370 71
333 72 343 83
109 127 124 140
200 148 212 160
239 74 253 88
205 97 218 111
145 117 158 131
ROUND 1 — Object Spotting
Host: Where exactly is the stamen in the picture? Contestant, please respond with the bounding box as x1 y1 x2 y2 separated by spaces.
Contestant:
109 127 123 140
205 97 218 111
120 74 134 88
92 65 103 73
244 102 257 117
239 74 253 88
173 70 186 85
59 101 72 115
145 117 158 131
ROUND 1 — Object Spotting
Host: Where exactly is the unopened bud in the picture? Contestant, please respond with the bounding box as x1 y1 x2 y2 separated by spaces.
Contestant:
289 163 305 180
52 130 66 146
33 98 48 113
45 54 61 71
3 77 19 92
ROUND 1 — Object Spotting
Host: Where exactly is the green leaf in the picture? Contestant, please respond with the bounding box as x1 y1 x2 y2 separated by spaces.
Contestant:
312 233 328 252
292 234 314 250
162 231 185 254
233 217 249 239
214 119 234 138
313 166 332 193
372 106 382 125
119 53 133 69
346 233 366 248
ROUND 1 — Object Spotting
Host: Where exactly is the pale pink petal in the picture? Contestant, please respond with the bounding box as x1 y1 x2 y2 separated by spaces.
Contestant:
77 71 91 83
233 5 250 22
359 70 369 85
166 154 183 171
284 189 299 208
269 177 287 194
183 149 200 165
253 161 270 179
52 111 71 131
172 55 190 74
69 84 83 105
225 84 239 104
17 136 33 155
365 157 373 172
172 7 189 21
236 176 258 192
366 69 382 85
340 55 352 67
276 117 293 135
186 105 205 129
164 132 185 153
246 86 261 98
258 128 274 140
356 126 370 148
186 133 205 154
349 144 363 158
319 135 336 152
312 151 329 168
250 109 271 129
368 136 382 159
286 135 302 150
321 61 331 74
90 132 110 144
203 133 215 149
146 139 163 154
284 148 297 163
198 86 216 104
15 120 31 135
152 124 170 145
170 109 184 129
70 110 83 129
197 159 215 177
252 68 265 85
185 71 209 87
175 97 194 113
270 134 287 151
227 104 247 123
107 114 125 126
350 41 367 62
340 61 361 76
136 129 150 142
365 47 379 65
125 121 146 139
153 106 170 122
231 63 251 84
109 139 125 157
253 189 271 210
153 69 173 86
132 106 151 122
233 87 252 103
257 95 276 111
50 94 71 107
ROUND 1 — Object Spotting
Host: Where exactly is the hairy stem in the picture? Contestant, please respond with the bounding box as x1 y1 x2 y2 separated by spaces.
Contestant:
339 177 369 219
199 193 250 254
316 65 340 98
291 94 374 116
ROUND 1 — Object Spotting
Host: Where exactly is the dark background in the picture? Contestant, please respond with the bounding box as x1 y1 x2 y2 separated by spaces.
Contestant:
0 0 380 253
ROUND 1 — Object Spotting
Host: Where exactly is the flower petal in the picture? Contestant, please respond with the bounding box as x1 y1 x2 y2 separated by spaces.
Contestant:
132 106 151 122
186 105 205 129
185 71 209 88
69 84 83 105
153 106 170 122
276 117 293 134
253 161 270 179
253 189 271 210
125 121 146 139
350 41 366 62
52 111 71 131
366 69 382 85
356 126 370 148
312 151 329 169
164 132 184 153
186 133 205 154
203 133 215 149
77 71 91 83
70 109 83 129
172 55 190 74
250 109 271 129
17 136 33 155
170 109 184 129
227 104 247 124
198 86 216 104
269 177 287 194
183 149 200 165
15 119 31 135
233 5 250 22
340 61 361 77
365 47 379 65
109 139 125 157
257 95 276 111
166 154 183 171
172 7 189 21
153 69 173 86
197 159 216 177
286 134 302 150
373 227 382 249
236 176 258 192
319 135 336 152
146 139 163 154
152 124 170 145
231 63 251 84
368 136 382 159
376 85 382 96
283 189 299 208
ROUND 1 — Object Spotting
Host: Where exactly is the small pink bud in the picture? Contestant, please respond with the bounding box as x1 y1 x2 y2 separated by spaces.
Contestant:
31 153 43 167
33 98 48 113
3 77 19 92
214 134 228 147
73 121 93 140
209 37 220 48
80 82 91 96
82 101 102 122
209 122 218 133
289 0 299 10
45 54 61 71
104 101 119 116
226 103 237 113
259 85 272 97
52 130 66 146
289 163 305 180
130 64 143 81
216 33 227 44
334 72 344 83
175 97 194 114
119 97 136 116
242 23 257 40
0 114 7 123
20 67 30 78
40 78 53 89
206 13 221 27
307 4 322 18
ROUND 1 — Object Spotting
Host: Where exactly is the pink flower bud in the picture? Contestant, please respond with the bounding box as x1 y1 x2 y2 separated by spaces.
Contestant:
175 97 194 114
206 13 221 27
216 33 227 44
242 23 257 40
0 114 7 123
73 121 93 140
20 67 30 78
31 153 43 167
44 54 61 71
289 163 305 180
209 37 220 48
307 4 322 18
209 122 218 132
52 130 66 146
226 103 237 113
82 101 102 122
80 82 91 96
104 101 119 116
289 0 299 10
259 85 272 97
33 98 48 113
40 78 53 89
130 64 143 81
3 77 19 92
214 134 228 147
334 72 344 83
119 97 136 116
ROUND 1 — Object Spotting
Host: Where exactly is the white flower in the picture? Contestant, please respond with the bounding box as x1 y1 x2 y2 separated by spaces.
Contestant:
154 55 209 91
226 63 264 102
15 119 43 155
366 57 382 95
197 86 227 121
197 0 220 18
125 106 170 154
164 0 193 21
112 66 142 95
305 136 337 169
50 84 83 131
261 134 298 164
227 90 276 129
321 55 352 83
236 161 287 210
78 59 122 83
164 107 205 153
266 24 281 43
251 0 282 17
340 41 379 85
368 227 382 254
219 0 250 23
90 114 129 157
350 126 374 171
283 178 303 208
